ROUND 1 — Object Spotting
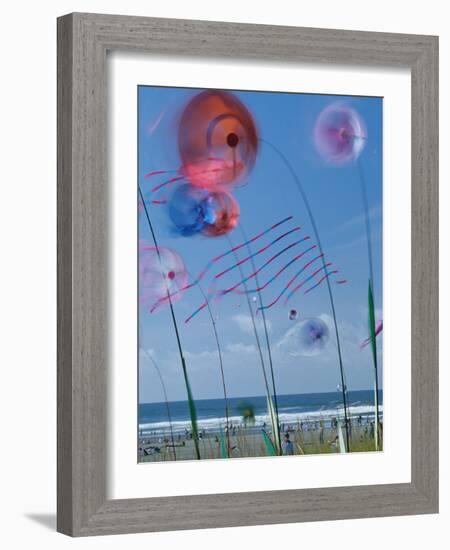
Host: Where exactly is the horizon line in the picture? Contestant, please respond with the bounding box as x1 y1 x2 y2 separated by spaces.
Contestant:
139 387 383 406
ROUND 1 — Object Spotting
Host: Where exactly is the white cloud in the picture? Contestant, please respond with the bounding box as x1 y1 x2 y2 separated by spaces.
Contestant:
138 347 155 364
331 231 381 253
336 205 381 233
183 349 219 362
231 313 272 335
226 342 256 355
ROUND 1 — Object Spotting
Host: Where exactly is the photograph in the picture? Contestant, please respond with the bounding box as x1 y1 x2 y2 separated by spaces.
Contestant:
0 0 442 543
138 86 383 462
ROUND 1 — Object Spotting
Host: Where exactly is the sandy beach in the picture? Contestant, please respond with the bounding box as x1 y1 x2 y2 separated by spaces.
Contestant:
139 415 382 462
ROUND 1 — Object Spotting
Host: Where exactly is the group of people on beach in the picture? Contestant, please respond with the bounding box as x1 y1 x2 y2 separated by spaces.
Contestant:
139 412 382 460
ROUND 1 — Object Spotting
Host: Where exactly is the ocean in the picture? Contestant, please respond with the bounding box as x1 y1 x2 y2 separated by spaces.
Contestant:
139 389 383 436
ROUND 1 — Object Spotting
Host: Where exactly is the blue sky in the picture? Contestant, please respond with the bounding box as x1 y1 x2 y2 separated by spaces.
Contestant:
138 86 383 404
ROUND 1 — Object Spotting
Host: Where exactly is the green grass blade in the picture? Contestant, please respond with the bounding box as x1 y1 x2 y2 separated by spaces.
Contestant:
262 430 277 456
267 394 281 454
183 364 201 459
368 281 380 450
219 428 228 459
368 282 377 370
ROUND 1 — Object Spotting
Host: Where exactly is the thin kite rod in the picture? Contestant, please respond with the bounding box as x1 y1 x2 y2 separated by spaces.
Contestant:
189 271 231 457
139 186 201 459
357 159 381 450
261 138 351 451
226 235 281 454
148 353 177 461
240 225 282 447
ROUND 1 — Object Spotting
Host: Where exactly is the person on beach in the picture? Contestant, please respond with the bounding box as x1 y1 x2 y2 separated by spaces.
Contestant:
282 432 294 455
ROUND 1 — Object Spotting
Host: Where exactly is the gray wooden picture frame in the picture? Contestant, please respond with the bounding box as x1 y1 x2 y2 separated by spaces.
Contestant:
57 12 439 537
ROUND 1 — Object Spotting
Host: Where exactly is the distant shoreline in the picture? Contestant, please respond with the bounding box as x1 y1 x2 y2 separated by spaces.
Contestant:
139 388 382 407
139 389 383 437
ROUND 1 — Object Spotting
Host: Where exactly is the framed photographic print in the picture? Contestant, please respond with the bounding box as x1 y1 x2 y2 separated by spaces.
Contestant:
57 13 438 536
